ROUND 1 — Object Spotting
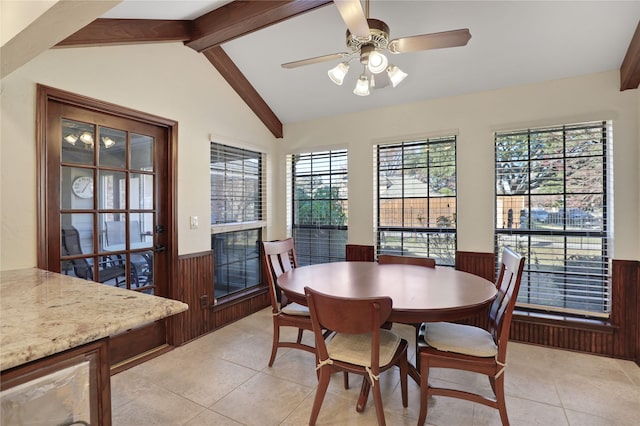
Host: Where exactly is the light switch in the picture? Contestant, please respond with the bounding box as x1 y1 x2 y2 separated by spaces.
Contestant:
190 216 199 229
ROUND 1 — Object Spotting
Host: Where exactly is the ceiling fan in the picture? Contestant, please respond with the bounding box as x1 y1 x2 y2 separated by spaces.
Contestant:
282 0 471 96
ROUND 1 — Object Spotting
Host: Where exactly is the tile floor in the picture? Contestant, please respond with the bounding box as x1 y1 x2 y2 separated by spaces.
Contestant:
112 308 640 425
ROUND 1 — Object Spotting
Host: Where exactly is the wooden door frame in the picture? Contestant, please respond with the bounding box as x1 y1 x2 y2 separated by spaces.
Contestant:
36 84 180 345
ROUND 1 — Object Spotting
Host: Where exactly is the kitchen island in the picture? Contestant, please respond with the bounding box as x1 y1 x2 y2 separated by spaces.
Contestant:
0 268 188 425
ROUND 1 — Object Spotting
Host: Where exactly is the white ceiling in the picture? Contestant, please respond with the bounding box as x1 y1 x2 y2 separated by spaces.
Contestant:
102 1 640 124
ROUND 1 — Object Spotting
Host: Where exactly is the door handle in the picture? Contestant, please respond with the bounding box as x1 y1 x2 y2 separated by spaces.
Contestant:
154 245 166 253
155 225 166 234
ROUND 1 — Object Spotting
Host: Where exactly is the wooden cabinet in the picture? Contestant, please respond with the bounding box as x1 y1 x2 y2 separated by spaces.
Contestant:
1 339 111 425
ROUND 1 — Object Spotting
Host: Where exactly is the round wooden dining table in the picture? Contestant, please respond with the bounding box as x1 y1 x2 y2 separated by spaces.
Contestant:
277 261 497 325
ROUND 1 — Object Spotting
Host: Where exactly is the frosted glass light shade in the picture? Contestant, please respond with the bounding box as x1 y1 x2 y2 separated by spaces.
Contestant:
328 62 350 85
353 75 370 96
387 65 408 88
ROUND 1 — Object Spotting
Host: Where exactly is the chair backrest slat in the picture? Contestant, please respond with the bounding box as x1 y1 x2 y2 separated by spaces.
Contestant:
378 254 436 268
489 247 525 359
262 238 298 312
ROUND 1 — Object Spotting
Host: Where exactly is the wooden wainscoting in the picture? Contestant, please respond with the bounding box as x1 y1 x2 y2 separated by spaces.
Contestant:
174 251 214 344
346 244 375 262
455 251 495 282
174 250 270 345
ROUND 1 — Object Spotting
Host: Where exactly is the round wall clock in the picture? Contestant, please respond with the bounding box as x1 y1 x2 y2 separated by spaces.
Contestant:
72 175 93 198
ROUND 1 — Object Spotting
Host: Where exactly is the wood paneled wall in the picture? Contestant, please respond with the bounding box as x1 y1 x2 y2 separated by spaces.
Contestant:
346 244 375 261
173 251 269 345
174 251 214 344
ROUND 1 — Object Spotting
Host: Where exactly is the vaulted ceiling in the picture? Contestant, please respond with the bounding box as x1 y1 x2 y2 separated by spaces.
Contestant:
5 1 640 139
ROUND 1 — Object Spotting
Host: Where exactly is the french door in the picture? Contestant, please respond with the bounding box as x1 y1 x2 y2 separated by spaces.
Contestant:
38 85 177 367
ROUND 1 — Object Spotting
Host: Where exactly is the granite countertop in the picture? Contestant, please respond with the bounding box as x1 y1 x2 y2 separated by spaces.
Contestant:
0 268 188 371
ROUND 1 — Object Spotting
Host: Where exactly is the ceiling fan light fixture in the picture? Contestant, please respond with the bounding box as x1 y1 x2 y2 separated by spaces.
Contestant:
102 136 116 148
64 134 78 145
367 50 388 74
353 74 370 96
387 65 408 87
328 62 350 85
79 132 94 146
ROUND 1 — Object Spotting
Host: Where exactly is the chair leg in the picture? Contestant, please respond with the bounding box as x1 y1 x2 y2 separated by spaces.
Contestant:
268 320 280 367
309 367 331 426
371 378 386 426
400 353 408 407
417 353 430 426
414 324 421 371
494 373 510 426
296 328 304 344
356 378 370 412
343 372 349 389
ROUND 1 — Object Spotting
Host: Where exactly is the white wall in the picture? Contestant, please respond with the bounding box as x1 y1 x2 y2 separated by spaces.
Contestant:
0 42 277 270
281 71 639 259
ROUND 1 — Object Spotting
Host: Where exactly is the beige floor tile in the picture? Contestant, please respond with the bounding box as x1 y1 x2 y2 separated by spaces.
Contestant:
472 395 568 426
111 378 205 426
565 409 619 426
283 386 415 426
262 346 319 387
183 408 244 426
210 371 313 425
555 373 640 426
129 348 257 407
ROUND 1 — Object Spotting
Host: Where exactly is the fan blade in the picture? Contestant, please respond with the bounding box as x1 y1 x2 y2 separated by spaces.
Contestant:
334 0 370 41
388 29 471 54
282 52 350 69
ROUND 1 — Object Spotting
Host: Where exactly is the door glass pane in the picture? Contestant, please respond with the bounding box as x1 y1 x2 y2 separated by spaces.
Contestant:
131 251 153 290
98 127 126 169
130 174 153 210
61 214 94 255
97 255 126 287
98 171 126 209
61 119 94 165
61 167 94 209
131 134 154 171
101 213 126 252
130 213 153 249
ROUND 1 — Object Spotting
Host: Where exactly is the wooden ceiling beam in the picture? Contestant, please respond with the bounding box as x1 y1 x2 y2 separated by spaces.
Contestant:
204 47 283 138
620 20 640 91
186 0 332 52
56 19 192 48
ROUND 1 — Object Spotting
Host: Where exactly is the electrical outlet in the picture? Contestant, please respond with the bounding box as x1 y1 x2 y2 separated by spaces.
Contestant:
190 216 199 229
199 295 208 308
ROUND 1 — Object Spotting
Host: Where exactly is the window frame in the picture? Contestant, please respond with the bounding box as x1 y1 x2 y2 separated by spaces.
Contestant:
375 136 458 265
494 121 611 318
210 142 266 299
289 149 348 266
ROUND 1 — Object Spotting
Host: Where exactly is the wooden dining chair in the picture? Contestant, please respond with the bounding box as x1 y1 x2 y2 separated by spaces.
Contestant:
262 238 316 366
417 247 525 426
304 286 408 426
377 254 436 268
378 254 436 369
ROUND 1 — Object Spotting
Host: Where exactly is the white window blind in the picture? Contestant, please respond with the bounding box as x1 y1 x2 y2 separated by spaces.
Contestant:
288 149 348 266
210 142 265 298
375 137 457 265
210 143 264 225
495 121 611 317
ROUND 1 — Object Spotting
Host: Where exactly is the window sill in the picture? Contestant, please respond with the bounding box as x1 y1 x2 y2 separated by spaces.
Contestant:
211 221 266 234
513 309 617 334
212 285 267 311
